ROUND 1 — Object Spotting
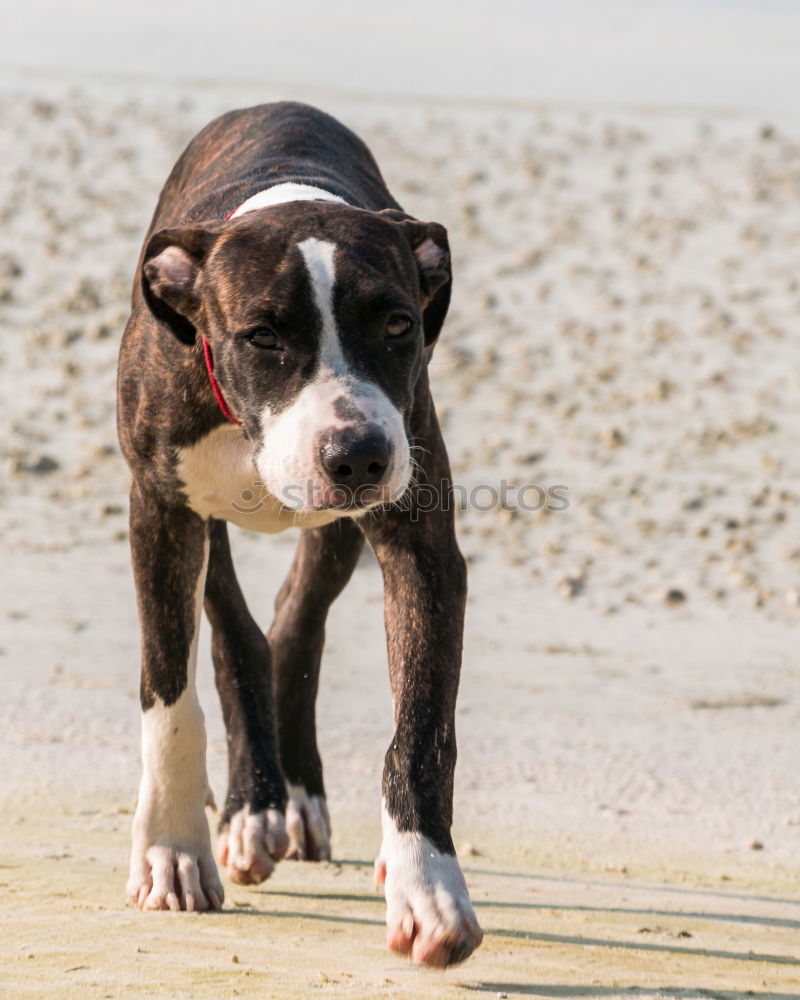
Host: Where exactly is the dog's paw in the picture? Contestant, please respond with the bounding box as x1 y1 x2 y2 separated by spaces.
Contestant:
285 785 331 861
127 842 223 912
218 806 289 884
376 815 482 967
127 779 224 913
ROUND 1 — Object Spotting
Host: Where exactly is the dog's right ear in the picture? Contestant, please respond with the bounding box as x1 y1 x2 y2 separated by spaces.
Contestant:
141 227 219 344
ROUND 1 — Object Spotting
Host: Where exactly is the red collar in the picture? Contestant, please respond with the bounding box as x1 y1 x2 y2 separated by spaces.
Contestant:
201 336 242 426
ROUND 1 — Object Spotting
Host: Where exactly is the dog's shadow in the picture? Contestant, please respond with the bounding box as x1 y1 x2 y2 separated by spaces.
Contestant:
464 988 800 1000
233 886 800 971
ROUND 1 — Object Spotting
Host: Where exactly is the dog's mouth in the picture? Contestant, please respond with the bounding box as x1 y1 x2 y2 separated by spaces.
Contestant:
305 483 398 513
271 476 411 515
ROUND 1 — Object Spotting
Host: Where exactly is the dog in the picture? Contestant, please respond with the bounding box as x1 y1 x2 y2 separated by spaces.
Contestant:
116 101 482 968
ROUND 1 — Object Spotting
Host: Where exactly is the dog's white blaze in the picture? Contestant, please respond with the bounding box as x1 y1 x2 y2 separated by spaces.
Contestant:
298 237 347 376
229 182 347 218
378 802 481 952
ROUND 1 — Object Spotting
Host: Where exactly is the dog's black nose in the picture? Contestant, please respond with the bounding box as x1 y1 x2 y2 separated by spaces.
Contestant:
320 427 391 489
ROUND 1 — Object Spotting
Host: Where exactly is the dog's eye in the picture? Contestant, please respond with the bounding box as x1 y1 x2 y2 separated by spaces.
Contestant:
385 313 413 338
248 327 280 350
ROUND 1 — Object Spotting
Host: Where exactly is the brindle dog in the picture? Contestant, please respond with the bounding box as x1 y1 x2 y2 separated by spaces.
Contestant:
117 101 482 967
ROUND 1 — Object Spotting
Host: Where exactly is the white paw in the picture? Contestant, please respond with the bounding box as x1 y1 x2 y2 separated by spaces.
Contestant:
218 806 289 884
375 806 483 967
285 784 331 861
127 788 223 912
127 840 223 912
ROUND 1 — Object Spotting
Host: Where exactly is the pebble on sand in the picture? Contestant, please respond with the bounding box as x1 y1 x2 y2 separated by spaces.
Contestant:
12 454 61 475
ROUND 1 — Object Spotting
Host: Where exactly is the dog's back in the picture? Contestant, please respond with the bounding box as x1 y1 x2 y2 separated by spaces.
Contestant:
147 102 398 230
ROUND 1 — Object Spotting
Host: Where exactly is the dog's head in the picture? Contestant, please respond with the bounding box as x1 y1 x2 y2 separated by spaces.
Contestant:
142 201 451 513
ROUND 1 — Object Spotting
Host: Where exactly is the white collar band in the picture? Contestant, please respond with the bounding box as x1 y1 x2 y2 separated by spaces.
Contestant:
227 182 348 219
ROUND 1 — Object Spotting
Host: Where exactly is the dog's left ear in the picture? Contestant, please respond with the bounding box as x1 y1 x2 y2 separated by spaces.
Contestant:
381 210 453 346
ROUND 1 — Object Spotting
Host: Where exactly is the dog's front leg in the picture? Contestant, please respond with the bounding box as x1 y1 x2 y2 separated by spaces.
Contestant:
363 498 483 967
205 518 289 884
126 483 223 912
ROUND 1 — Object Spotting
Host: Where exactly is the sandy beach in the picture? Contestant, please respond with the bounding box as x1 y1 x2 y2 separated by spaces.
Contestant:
1 72 799 998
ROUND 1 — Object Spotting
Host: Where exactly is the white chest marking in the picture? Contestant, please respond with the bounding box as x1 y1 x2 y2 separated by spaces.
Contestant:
229 183 347 219
176 424 342 532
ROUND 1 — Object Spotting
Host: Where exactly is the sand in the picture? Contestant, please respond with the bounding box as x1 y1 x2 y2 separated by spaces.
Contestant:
1 76 799 997
3 811 799 999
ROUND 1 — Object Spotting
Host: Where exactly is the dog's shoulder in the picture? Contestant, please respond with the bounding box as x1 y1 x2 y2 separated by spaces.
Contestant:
117 305 220 493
